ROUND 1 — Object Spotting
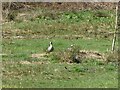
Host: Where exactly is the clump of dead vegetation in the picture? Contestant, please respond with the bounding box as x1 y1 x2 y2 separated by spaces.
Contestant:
106 51 118 63
51 45 106 63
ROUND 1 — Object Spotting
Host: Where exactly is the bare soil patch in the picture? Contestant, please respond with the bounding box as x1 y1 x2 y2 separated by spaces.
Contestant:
78 50 105 61
19 61 45 65
31 53 48 59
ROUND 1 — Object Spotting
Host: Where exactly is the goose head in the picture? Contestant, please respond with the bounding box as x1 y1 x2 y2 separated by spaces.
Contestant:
50 42 52 45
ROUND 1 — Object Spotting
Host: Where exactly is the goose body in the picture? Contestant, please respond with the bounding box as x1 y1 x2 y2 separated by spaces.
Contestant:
72 54 81 63
47 42 54 53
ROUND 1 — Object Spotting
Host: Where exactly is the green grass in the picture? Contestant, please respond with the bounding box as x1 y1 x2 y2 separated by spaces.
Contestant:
2 38 112 58
2 8 118 88
2 58 118 88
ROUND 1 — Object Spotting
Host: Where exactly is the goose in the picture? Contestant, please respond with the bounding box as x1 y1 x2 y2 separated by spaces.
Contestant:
47 42 54 53
72 54 81 63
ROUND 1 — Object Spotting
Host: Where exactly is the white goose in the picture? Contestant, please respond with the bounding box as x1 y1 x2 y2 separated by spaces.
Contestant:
47 42 54 53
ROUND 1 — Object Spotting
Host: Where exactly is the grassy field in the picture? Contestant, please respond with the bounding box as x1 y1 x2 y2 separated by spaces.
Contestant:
2 7 118 88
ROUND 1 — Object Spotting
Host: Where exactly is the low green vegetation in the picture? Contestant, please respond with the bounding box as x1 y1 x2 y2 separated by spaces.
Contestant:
2 8 118 88
3 9 115 38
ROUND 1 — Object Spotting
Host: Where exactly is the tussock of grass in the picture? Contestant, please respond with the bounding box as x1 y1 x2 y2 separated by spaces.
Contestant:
106 51 118 63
